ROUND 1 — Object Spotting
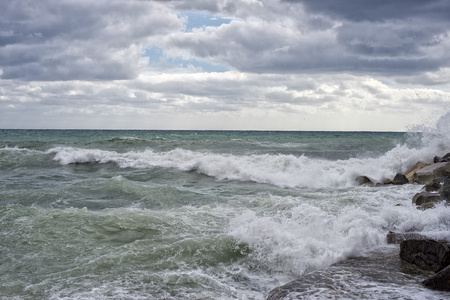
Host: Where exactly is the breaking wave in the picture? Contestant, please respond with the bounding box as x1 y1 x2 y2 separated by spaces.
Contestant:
46 111 449 189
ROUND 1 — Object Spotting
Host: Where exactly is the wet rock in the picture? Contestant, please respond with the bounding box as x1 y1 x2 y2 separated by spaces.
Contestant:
443 152 450 161
356 176 373 185
434 156 444 163
424 180 442 192
266 252 433 300
386 232 431 244
414 162 450 184
439 178 450 201
399 239 450 272
419 202 436 210
412 192 441 206
383 178 392 185
405 162 430 182
422 265 450 291
392 173 409 185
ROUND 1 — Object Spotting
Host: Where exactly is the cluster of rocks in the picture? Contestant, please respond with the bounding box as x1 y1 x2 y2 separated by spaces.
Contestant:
386 231 450 291
267 153 450 299
367 153 450 292
357 152 450 210
364 153 450 293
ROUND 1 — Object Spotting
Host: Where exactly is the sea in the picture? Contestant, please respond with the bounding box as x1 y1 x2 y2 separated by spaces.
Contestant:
1 114 450 300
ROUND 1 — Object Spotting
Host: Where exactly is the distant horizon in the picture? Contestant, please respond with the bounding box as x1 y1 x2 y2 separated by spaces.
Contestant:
0 128 408 133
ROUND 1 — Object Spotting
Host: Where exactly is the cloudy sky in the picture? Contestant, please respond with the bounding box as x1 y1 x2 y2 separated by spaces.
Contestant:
1 0 450 131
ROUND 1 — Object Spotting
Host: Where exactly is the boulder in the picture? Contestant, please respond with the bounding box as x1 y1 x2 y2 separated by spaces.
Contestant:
404 162 430 182
419 202 437 210
384 178 392 185
424 180 442 192
392 173 409 185
387 232 450 244
412 192 441 206
387 231 431 244
266 252 436 299
443 152 450 161
414 162 450 184
356 176 373 186
439 178 450 201
434 156 444 163
399 239 450 272
422 264 450 291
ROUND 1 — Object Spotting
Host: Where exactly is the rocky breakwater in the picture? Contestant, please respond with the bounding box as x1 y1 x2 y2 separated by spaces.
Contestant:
388 153 450 292
267 153 450 299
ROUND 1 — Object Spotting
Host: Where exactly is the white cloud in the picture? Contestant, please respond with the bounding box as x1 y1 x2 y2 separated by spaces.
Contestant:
0 0 182 80
1 71 449 130
0 0 449 130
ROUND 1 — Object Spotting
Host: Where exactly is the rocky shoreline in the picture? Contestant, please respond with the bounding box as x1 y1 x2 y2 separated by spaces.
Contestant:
267 153 450 299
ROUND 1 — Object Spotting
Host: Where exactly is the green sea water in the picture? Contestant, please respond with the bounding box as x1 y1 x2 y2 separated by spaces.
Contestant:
1 128 449 299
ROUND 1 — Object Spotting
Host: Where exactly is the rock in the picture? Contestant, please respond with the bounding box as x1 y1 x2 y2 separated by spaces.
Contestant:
412 192 441 206
392 173 409 185
404 162 430 182
439 178 450 201
387 232 449 244
387 231 431 244
443 152 450 161
419 202 436 210
422 264 450 291
414 162 450 184
356 176 372 185
266 252 434 299
266 287 289 300
424 180 442 192
399 239 450 272
434 156 444 163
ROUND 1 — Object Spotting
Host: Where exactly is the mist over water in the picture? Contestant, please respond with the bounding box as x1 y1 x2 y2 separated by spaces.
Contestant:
1 114 449 299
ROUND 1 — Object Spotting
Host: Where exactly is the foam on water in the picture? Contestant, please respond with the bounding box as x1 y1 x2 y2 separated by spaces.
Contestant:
225 111 450 283
2 113 450 299
44 113 450 191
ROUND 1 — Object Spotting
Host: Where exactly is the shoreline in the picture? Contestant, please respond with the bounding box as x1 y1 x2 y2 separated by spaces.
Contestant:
267 154 450 299
267 248 443 300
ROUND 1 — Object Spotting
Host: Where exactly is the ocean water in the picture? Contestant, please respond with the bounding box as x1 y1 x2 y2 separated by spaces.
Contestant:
1 115 450 299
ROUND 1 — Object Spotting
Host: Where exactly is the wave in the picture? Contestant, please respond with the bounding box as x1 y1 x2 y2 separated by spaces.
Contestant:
46 113 450 189
42 146 419 189
228 196 450 277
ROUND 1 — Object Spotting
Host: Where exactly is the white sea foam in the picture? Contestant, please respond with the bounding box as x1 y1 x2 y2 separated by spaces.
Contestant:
228 190 450 278
46 113 450 189
229 203 386 276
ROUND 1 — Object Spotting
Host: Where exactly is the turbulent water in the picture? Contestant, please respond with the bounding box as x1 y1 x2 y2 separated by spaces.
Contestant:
1 115 450 299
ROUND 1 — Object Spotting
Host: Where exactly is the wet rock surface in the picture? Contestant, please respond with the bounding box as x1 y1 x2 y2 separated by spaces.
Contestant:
392 173 409 185
414 162 450 185
412 192 442 206
399 240 450 272
266 251 438 300
423 265 450 291
386 232 431 245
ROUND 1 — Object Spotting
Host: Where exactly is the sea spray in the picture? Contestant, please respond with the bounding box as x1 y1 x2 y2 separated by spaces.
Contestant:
228 189 450 278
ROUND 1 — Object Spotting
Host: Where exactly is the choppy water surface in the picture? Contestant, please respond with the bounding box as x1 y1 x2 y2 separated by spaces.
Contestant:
1 116 450 299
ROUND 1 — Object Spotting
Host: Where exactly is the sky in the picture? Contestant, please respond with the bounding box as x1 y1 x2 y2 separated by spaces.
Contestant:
1 0 450 131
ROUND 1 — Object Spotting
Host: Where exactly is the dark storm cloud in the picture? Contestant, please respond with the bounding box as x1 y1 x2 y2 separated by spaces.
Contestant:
280 0 450 74
286 0 450 22
161 0 450 75
4 0 447 81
